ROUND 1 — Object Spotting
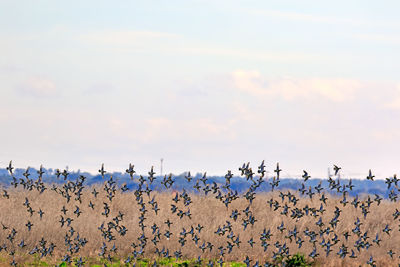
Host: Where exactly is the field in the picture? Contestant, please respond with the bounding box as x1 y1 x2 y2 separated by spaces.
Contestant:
0 166 400 266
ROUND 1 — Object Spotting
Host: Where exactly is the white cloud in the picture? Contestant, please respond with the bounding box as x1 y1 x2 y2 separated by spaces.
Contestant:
232 70 361 102
77 29 329 64
84 82 114 95
139 117 237 143
79 30 180 46
18 76 57 97
384 83 400 109
181 46 322 62
354 33 400 45
371 129 400 142
242 8 371 26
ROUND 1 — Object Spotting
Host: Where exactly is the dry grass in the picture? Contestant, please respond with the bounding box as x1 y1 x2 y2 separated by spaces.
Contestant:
0 182 399 266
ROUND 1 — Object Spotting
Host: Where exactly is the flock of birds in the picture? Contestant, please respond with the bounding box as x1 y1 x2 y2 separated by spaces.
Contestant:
1 160 400 266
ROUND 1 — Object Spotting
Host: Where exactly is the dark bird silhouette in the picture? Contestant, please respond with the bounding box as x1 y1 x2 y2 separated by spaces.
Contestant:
2 190 9 199
333 165 341 176
99 163 106 178
125 163 135 179
302 170 310 182
366 169 375 181
274 163 282 178
6 160 14 175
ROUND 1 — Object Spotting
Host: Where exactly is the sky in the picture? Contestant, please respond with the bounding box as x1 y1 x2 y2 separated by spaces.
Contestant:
1 1 400 179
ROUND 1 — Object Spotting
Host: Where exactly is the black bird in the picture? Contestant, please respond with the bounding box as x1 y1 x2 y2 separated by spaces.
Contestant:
243 256 252 267
148 166 156 177
349 249 357 258
25 221 33 231
373 233 381 246
185 171 192 182
302 170 310 182
125 163 135 179
333 164 341 176
383 224 392 236
6 160 14 175
23 167 30 178
374 194 382 205
239 162 249 176
366 256 376 266
387 249 395 259
61 169 69 180
18 239 26 248
99 163 106 178
274 163 282 178
54 168 61 179
366 169 375 181
74 206 82 217
37 164 45 178
258 160 266 177
309 247 319 259
165 219 173 228
92 188 99 198
38 209 44 219
1 222 8 230
61 206 68 215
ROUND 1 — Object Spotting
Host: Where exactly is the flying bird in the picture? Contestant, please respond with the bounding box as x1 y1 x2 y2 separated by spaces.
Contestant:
366 169 375 181
333 165 341 176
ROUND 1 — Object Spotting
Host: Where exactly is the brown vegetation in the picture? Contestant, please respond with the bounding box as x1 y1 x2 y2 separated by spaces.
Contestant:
0 183 399 266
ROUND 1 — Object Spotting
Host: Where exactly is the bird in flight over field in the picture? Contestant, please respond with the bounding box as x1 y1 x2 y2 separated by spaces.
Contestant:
333 165 341 176
274 163 282 178
302 170 310 182
99 163 106 178
6 160 14 175
366 169 375 181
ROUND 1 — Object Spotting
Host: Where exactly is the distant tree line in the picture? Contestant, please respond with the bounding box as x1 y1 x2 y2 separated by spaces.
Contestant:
0 167 391 198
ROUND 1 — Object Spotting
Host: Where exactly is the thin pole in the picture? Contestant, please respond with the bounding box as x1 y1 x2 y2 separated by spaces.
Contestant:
160 158 163 177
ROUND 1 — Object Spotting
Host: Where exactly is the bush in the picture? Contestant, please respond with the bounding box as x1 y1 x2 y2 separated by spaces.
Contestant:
284 253 311 267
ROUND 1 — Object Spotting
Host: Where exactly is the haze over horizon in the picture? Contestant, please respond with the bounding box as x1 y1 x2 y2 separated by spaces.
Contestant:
1 1 400 179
